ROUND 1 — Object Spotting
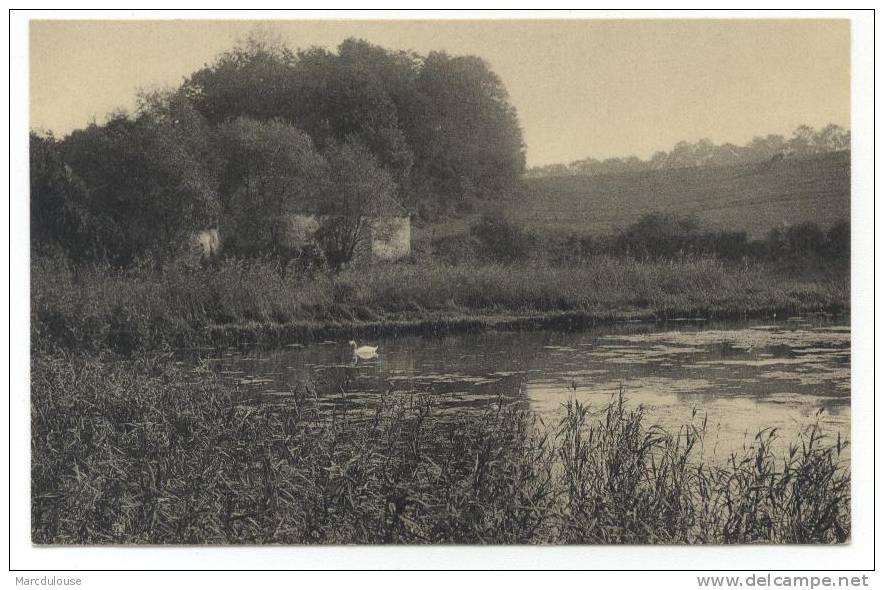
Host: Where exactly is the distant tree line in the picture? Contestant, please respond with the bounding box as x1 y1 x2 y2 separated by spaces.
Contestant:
526 124 850 178
30 33 526 266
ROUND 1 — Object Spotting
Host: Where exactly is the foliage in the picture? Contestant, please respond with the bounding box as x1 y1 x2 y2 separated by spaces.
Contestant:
766 222 828 259
469 214 534 263
180 30 299 126
33 33 527 265
554 394 849 544
31 356 849 544
31 252 848 354
136 87 220 173
213 117 325 256
412 52 526 205
527 124 851 178
59 113 220 265
182 35 525 208
424 233 480 265
293 39 416 190
313 141 398 268
538 214 848 264
29 132 98 259
612 213 702 258
825 220 850 260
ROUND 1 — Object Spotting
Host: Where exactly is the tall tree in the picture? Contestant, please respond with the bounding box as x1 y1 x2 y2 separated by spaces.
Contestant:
294 42 415 190
29 132 96 258
815 124 850 152
136 87 221 176
214 117 325 256
61 113 220 265
181 31 299 126
182 34 526 209
313 140 398 267
414 52 526 205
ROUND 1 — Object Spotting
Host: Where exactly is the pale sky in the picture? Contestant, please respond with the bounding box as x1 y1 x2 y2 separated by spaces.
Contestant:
30 19 850 167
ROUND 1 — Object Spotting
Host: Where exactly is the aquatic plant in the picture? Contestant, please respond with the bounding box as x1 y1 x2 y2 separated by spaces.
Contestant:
31 354 850 544
31 253 848 353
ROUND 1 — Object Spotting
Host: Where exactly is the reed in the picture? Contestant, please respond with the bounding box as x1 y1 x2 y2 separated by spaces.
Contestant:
32 354 850 544
32 254 848 353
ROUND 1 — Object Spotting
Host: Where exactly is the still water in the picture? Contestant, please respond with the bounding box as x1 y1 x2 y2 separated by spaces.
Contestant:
193 319 850 458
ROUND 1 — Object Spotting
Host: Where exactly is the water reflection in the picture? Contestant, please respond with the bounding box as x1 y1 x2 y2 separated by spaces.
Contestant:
188 319 850 457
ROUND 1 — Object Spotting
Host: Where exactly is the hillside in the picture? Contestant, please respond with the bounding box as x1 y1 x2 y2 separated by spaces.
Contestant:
506 151 850 239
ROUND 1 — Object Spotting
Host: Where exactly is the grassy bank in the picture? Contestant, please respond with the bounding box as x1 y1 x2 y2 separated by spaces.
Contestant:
32 354 850 544
32 255 849 352
511 151 850 239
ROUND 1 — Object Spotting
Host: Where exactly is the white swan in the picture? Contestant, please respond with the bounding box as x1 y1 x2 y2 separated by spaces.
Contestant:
349 340 378 359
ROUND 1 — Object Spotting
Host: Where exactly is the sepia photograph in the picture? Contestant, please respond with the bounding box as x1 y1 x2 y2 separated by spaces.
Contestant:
11 9 876 575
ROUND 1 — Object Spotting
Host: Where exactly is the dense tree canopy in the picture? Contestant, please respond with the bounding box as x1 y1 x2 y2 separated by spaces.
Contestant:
292 42 415 191
413 52 526 203
60 113 220 265
29 133 95 258
31 32 853 269
181 36 526 208
31 34 528 265
214 117 325 256
180 34 299 126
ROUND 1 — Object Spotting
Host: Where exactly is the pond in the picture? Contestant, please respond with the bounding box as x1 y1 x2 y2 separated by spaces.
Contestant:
191 319 850 459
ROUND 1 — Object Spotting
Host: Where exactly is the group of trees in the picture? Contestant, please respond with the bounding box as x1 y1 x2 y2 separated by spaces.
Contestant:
435 212 850 266
526 124 851 178
31 33 526 266
550 213 850 263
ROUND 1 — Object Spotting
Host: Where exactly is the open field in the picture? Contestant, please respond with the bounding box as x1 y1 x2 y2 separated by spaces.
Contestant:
25 19 856 557
32 255 849 353
508 152 850 239
31 353 850 544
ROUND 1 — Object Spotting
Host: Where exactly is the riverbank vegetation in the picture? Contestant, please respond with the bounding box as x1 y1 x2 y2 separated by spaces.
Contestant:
28 29 853 548
32 246 848 353
29 32 850 355
32 354 850 544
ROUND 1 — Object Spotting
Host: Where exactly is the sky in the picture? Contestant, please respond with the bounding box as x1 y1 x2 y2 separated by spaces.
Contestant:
30 19 850 167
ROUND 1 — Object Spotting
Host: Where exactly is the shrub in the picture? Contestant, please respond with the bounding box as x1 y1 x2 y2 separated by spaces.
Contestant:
694 230 750 260
31 251 849 353
469 214 534 264
613 213 701 258
786 222 827 256
426 233 478 265
825 220 850 259
542 234 596 265
766 222 827 258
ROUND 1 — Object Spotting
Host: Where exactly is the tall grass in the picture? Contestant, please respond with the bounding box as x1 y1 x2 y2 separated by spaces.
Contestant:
32 354 850 544
32 254 849 353
555 396 850 544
